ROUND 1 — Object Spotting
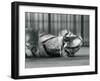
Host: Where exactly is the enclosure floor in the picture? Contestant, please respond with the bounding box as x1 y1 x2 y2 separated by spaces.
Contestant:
25 47 89 68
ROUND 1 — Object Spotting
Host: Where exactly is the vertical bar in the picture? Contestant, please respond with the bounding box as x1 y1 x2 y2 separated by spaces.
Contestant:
25 12 28 28
60 14 62 31
48 13 51 34
66 14 69 30
73 15 76 34
42 13 44 32
39 13 43 33
81 15 84 46
51 14 54 34
54 14 57 35
27 12 30 28
69 14 71 31
67 14 70 31
78 15 82 36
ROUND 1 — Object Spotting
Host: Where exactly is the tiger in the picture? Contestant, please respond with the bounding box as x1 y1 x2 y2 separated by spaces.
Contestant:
25 29 83 57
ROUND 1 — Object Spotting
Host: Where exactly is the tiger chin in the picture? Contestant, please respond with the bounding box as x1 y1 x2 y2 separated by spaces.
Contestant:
25 30 83 58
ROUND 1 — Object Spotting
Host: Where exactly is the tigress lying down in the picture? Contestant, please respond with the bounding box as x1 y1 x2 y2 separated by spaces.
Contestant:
25 30 83 57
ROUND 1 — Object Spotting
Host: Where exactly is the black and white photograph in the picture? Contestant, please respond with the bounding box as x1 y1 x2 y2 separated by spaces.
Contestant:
11 1 97 79
25 12 89 68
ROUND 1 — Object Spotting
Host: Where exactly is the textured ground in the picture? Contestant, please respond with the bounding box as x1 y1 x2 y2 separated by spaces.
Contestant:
25 47 89 68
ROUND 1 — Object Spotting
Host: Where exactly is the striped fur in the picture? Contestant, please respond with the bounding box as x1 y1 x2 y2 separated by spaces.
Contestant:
25 30 83 57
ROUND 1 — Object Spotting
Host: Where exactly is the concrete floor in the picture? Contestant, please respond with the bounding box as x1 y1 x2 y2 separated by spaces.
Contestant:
25 47 89 68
